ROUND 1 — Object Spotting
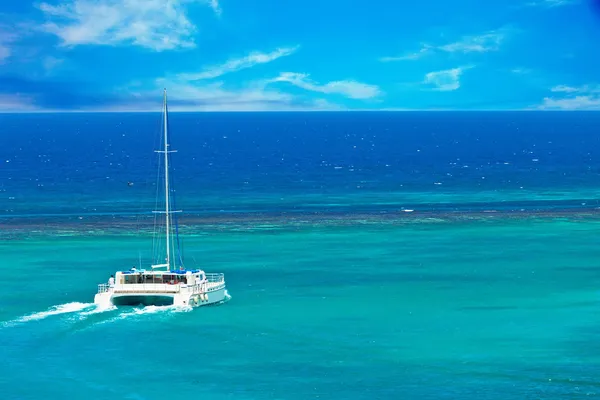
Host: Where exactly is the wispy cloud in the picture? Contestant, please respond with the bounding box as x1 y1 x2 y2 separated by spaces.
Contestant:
0 94 38 112
422 66 472 91
268 72 382 99
107 44 367 111
124 68 379 112
0 43 9 63
178 46 299 81
525 0 578 8
209 0 222 16
438 31 505 53
380 45 432 62
511 67 532 75
537 84 600 110
0 28 17 64
0 73 342 112
538 96 600 110
117 79 344 112
380 29 508 62
36 0 213 51
161 79 293 106
43 56 64 71
551 84 600 94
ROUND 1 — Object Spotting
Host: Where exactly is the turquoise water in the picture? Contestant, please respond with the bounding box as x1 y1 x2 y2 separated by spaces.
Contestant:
2 216 600 399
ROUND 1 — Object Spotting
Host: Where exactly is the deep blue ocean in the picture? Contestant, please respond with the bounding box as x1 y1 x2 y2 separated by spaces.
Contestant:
2 112 600 399
3 111 600 218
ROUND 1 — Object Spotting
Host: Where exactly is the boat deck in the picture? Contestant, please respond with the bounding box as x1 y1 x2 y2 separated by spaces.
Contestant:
99 280 225 295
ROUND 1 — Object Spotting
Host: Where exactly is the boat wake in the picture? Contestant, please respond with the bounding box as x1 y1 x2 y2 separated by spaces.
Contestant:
1 302 96 328
78 303 117 318
93 304 192 326
117 305 192 320
221 289 232 304
2 297 215 329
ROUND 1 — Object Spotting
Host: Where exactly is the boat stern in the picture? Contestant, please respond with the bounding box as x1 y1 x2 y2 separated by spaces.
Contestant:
94 283 113 307
94 291 113 307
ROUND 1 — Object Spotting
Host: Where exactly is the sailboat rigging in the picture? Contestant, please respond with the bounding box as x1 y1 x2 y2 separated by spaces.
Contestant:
94 89 228 308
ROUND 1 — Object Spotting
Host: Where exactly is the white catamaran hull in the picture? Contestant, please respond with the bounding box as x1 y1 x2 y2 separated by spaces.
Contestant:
94 285 227 308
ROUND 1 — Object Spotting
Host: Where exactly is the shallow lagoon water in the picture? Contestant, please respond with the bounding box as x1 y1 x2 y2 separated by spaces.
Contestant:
2 217 600 399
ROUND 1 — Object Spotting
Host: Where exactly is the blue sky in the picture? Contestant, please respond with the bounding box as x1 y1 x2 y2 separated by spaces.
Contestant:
0 0 599 111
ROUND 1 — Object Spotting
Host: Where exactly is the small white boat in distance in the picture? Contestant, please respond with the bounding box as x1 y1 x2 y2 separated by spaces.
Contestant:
94 89 228 308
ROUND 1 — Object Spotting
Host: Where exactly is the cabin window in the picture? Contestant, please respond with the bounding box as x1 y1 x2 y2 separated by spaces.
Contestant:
122 274 144 284
120 274 190 284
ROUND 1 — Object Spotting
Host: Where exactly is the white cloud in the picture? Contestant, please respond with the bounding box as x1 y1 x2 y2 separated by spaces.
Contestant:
511 67 532 75
536 83 600 110
381 29 507 62
268 72 382 99
0 94 38 112
112 59 374 110
178 46 299 81
111 78 344 112
162 79 293 105
311 98 344 111
209 0 222 16
110 51 369 112
550 85 578 93
36 0 214 51
100 99 341 112
379 46 432 62
423 67 471 91
0 44 9 63
439 31 505 53
0 29 17 63
551 84 600 94
538 96 600 110
43 56 64 71
525 0 577 7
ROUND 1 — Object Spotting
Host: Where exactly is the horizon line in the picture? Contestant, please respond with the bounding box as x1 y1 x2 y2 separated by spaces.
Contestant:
2 108 600 114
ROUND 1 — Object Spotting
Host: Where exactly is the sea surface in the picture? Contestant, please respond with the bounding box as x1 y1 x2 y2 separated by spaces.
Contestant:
1 111 600 399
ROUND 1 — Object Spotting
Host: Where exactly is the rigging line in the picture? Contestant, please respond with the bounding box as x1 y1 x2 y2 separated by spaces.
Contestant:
171 152 184 268
168 132 184 267
163 99 184 269
164 94 177 270
152 104 165 266
174 203 183 268
146 107 164 264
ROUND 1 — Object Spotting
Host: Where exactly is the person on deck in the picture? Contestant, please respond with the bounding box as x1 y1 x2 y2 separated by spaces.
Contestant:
108 275 115 288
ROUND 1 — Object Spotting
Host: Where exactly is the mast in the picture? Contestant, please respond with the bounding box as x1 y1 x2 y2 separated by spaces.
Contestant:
163 88 171 270
152 89 180 271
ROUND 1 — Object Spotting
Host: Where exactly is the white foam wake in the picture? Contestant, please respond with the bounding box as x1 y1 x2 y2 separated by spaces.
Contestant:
222 290 232 303
79 303 117 317
2 302 94 328
93 304 192 326
1 301 198 330
117 305 193 320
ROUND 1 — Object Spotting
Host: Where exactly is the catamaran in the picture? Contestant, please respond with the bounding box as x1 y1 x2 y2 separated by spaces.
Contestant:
94 89 228 308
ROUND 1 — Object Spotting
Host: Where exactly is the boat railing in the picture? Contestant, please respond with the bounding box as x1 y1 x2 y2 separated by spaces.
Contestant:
98 284 111 294
205 273 225 283
181 281 225 294
98 276 225 295
113 283 180 294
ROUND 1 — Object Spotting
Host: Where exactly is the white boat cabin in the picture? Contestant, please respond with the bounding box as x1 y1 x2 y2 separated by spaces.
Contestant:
114 269 207 286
